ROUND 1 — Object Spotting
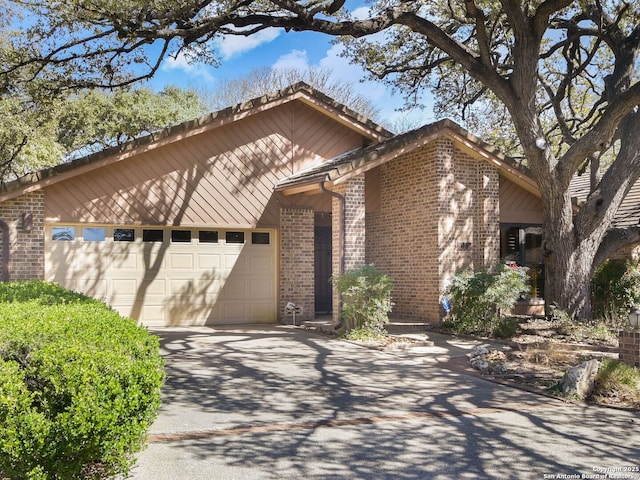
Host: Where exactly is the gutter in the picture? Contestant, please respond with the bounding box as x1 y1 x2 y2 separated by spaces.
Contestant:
320 181 345 276
0 218 9 281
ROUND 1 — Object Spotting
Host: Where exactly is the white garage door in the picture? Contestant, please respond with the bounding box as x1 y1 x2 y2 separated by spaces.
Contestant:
45 224 277 326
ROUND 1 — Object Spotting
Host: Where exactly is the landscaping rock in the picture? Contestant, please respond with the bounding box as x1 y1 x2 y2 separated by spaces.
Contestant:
468 347 508 374
561 359 602 400
469 346 489 358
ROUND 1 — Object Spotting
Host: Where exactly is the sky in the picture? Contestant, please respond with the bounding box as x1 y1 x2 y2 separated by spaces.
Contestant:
145 10 436 131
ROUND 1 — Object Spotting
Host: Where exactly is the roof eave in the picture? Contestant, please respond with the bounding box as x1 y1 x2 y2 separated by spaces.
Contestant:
0 82 389 203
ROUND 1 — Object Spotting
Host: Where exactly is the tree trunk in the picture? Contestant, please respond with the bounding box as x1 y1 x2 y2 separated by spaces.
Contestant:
544 238 595 321
537 174 601 321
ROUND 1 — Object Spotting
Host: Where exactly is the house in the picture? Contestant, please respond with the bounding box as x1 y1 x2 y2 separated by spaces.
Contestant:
0 82 599 326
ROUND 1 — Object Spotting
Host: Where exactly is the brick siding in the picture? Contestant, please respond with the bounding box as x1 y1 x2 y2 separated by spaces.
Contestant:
0 192 45 281
619 330 640 368
366 139 500 322
280 207 315 322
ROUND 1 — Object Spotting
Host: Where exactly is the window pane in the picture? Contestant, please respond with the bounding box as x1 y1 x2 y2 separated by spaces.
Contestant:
199 231 218 243
83 227 106 241
171 230 191 243
143 229 164 242
52 226 75 241
226 231 245 244
252 232 270 245
114 228 135 242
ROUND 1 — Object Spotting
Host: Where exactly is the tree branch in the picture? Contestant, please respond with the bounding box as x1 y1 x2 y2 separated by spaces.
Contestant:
594 225 640 270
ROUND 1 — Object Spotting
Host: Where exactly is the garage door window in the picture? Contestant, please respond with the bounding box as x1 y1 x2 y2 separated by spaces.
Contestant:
171 230 191 243
143 229 164 242
199 231 218 243
114 228 135 242
83 227 106 242
226 231 245 244
252 232 270 245
52 226 75 241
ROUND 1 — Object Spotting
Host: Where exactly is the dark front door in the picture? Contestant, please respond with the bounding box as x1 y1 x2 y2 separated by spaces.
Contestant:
314 226 332 314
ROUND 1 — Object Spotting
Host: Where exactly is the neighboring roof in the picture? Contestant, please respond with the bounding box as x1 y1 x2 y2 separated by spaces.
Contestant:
570 173 640 229
0 82 392 202
275 118 540 196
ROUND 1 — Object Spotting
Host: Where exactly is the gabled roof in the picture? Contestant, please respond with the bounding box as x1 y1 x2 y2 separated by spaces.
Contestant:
0 82 392 202
276 118 540 196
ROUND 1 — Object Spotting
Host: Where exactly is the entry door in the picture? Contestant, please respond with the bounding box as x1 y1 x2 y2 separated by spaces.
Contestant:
314 226 332 314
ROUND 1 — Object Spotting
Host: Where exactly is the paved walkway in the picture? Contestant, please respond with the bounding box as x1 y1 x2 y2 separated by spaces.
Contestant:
128 326 640 480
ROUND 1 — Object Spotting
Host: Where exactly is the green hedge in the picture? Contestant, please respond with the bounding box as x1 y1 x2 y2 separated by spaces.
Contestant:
0 281 164 479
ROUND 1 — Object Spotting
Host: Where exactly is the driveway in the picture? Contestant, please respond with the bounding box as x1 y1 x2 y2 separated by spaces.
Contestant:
129 326 640 480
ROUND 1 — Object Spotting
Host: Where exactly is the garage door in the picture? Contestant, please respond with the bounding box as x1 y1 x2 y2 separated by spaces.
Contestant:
45 224 277 326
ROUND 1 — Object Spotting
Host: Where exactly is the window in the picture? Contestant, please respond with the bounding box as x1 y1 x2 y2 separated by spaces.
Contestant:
226 231 245 244
171 230 191 243
500 224 544 298
114 228 135 242
252 232 270 245
199 231 218 243
52 226 75 241
143 229 164 242
83 227 106 242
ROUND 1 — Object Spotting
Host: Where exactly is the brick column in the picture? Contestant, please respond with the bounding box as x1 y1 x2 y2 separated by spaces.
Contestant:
280 208 314 323
332 174 366 323
344 175 366 270
619 330 640 368
0 191 45 281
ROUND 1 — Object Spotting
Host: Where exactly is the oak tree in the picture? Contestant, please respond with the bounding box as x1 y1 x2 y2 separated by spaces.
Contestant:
3 0 640 320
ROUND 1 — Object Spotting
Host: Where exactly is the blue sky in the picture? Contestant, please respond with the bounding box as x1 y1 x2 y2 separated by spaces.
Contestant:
146 16 436 130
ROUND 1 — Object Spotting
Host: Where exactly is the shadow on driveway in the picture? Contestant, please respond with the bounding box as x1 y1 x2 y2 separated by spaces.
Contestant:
129 326 640 480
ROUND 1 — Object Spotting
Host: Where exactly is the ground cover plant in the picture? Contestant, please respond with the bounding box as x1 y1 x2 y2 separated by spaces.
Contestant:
0 281 164 479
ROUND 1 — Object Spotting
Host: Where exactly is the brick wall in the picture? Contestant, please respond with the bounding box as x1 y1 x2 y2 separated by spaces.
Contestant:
280 207 314 323
366 139 500 322
619 330 640 368
610 242 640 262
0 192 45 281
437 138 500 289
366 142 439 320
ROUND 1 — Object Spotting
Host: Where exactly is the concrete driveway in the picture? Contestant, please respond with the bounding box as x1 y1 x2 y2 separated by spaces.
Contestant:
129 326 640 480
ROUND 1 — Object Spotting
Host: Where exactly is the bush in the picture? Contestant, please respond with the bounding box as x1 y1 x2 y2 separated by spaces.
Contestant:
0 281 164 479
592 260 640 324
442 264 530 337
333 265 393 339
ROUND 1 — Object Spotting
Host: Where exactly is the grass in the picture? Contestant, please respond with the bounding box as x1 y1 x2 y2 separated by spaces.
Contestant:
592 359 640 408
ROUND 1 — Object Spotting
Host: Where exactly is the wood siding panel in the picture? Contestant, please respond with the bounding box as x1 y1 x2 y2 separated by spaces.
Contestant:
499 177 544 224
44 101 367 228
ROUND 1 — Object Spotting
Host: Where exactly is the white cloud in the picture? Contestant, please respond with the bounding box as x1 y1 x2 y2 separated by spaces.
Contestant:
213 28 281 60
272 49 310 71
160 51 215 82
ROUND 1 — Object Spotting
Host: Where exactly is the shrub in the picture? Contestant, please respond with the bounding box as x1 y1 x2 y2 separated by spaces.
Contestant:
0 281 164 479
333 265 393 339
592 260 640 324
442 264 530 337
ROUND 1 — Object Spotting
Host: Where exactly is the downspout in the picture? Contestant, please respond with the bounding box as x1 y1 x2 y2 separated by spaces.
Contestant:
320 181 345 276
0 219 9 282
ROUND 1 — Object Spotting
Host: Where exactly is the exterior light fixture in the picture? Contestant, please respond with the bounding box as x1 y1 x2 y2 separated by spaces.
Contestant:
21 212 32 231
